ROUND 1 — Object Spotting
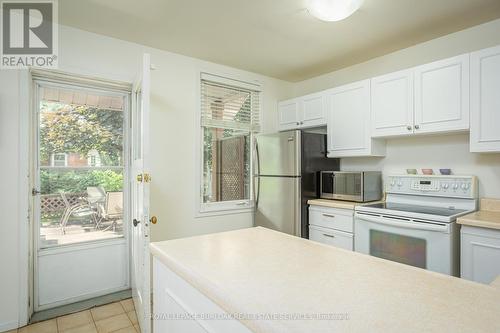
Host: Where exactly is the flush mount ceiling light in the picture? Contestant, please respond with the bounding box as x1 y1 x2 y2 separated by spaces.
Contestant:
307 0 364 22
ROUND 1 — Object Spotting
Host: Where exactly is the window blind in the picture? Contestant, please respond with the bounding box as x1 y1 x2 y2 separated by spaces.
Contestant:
201 78 260 132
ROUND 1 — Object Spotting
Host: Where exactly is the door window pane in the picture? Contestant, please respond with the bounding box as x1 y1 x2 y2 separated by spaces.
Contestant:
38 85 126 248
369 229 427 269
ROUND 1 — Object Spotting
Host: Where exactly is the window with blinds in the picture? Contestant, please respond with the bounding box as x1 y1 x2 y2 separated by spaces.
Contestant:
200 74 261 211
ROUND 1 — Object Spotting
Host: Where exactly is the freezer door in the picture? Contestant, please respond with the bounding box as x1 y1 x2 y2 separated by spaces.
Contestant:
255 131 300 176
255 176 301 236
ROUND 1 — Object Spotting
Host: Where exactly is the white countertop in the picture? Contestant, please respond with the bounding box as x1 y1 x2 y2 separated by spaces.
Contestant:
150 227 500 333
308 198 383 210
457 198 500 230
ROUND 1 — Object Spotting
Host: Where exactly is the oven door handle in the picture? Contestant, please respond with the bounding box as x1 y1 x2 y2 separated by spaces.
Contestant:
356 213 449 232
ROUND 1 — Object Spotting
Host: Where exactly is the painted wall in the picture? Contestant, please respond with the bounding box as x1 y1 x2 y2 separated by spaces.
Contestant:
0 71 23 331
0 25 292 330
292 18 500 198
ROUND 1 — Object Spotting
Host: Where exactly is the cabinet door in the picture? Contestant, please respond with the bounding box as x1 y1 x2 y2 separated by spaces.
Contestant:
414 54 470 134
309 205 354 233
301 92 326 128
326 80 385 157
309 225 353 251
461 226 500 284
371 69 414 137
470 45 500 152
278 99 300 131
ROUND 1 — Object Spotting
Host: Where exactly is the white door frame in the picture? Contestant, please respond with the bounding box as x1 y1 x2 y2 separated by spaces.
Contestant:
22 70 134 316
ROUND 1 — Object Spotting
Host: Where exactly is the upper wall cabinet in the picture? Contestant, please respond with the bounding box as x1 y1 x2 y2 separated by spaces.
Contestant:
326 80 385 157
470 45 500 153
371 69 414 137
278 98 300 131
414 54 470 134
278 92 327 131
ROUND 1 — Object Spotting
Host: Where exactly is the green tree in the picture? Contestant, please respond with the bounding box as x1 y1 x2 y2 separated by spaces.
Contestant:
39 102 123 165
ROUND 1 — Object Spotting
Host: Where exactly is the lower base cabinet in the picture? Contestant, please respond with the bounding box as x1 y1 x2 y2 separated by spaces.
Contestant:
308 205 354 251
461 226 500 284
153 258 252 333
309 225 353 250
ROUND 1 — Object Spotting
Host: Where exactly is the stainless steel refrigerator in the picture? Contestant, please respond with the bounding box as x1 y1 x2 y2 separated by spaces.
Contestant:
254 130 339 238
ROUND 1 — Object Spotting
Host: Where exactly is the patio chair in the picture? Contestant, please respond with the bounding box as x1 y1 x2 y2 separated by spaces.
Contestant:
96 191 123 232
59 192 97 234
86 186 106 206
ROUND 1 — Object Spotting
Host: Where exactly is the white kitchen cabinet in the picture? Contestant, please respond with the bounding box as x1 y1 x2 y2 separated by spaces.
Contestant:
309 225 353 251
414 54 470 134
371 69 414 137
278 93 327 131
326 80 385 157
309 205 354 233
309 205 354 251
470 45 500 153
461 226 500 285
278 98 300 130
153 258 251 333
301 92 327 128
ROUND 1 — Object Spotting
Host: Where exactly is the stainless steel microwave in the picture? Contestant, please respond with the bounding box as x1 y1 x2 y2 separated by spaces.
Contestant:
320 171 382 202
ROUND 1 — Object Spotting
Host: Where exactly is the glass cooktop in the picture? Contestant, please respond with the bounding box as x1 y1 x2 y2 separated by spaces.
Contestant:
362 202 468 217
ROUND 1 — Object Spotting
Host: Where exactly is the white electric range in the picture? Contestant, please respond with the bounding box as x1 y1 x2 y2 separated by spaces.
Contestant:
355 175 478 276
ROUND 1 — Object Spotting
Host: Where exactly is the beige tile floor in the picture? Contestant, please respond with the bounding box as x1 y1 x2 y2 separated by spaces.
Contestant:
6 299 140 333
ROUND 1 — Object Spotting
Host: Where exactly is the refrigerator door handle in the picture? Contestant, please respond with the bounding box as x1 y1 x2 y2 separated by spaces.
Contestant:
295 177 301 237
254 139 261 208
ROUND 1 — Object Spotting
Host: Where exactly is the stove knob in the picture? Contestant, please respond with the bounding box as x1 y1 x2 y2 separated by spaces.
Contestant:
390 180 396 187
453 183 459 190
441 183 449 189
397 181 403 187
462 183 470 190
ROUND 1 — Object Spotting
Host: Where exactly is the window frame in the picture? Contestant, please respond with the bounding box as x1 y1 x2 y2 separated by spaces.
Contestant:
196 72 262 216
51 153 68 167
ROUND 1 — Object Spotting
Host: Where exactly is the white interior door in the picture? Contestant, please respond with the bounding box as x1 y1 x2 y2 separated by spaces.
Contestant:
131 53 151 333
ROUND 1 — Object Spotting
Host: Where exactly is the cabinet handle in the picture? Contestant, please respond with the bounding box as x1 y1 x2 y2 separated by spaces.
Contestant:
323 214 335 218
406 125 412 131
323 233 335 238
414 124 420 130
296 122 300 126
300 121 304 125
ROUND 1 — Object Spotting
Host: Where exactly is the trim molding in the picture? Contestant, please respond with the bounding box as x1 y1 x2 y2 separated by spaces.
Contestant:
30 68 132 93
0 320 19 332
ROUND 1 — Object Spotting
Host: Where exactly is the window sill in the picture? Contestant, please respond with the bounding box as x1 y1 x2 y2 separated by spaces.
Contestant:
196 202 254 218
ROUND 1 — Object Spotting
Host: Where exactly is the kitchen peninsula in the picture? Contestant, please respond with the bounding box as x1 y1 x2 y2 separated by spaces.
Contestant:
150 227 500 333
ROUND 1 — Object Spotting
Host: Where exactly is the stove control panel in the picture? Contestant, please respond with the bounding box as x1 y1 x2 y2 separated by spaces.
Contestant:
386 175 477 198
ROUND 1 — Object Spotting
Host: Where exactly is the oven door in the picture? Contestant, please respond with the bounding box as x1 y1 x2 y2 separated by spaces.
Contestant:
354 212 458 276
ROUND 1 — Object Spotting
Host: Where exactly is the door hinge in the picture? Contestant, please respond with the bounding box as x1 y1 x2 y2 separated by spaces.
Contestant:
31 188 40 196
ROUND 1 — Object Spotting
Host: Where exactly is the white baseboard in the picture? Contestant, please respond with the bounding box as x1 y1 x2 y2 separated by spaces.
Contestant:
0 320 19 332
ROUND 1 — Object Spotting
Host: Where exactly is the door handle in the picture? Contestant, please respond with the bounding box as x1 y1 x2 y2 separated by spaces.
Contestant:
150 216 157 224
133 219 140 227
254 140 260 209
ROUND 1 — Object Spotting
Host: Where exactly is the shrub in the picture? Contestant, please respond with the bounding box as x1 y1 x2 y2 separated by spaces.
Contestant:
40 169 123 194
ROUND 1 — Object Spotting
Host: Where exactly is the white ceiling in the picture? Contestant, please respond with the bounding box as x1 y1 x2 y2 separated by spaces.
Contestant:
59 0 500 82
